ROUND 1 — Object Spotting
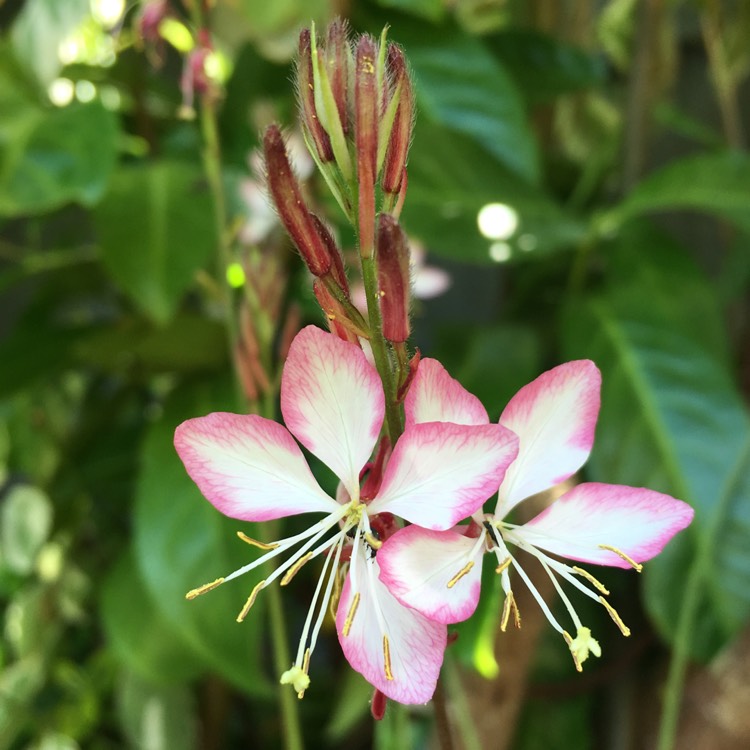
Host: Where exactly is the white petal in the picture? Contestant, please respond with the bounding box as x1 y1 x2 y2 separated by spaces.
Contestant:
497 360 601 516
174 413 338 521
281 326 384 498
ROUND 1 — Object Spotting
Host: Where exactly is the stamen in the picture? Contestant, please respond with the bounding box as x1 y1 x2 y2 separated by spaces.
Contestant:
599 596 631 637
495 557 511 575
447 561 475 588
298 648 312 699
342 592 361 636
280 552 313 586
598 544 643 572
500 590 521 632
329 565 346 620
185 577 224 600
236 531 279 550
383 635 394 681
572 566 610 596
236 579 266 622
364 531 382 550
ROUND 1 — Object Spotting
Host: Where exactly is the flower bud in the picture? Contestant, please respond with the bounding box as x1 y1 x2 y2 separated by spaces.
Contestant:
297 29 334 162
376 214 411 343
310 215 348 292
325 19 351 136
313 280 361 346
138 0 168 43
396 349 421 403
356 35 379 257
263 125 332 277
381 44 414 195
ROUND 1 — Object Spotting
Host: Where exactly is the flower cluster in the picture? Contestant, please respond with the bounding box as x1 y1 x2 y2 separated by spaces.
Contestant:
175 326 693 704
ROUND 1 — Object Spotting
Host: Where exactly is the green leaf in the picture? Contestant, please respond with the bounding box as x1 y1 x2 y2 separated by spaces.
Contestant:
603 151 750 235
116 671 198 750
563 230 750 659
0 485 53 576
94 161 216 324
376 0 446 22
405 120 584 264
485 29 606 104
11 0 90 85
101 550 206 684
133 379 271 696
390 17 539 181
0 100 119 217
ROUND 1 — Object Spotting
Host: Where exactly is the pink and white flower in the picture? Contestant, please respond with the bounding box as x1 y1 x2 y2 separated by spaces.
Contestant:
174 326 518 702
378 358 694 670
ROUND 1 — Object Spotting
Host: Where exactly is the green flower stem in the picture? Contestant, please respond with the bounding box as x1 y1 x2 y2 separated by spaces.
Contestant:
193 39 303 747
361 254 403 442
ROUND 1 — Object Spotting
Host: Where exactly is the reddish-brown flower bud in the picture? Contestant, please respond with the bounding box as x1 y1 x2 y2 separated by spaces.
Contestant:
263 125 332 277
371 689 387 721
310 215 348 292
376 214 411 343
313 280 361 346
138 0 168 43
297 29 334 162
356 35 379 257
396 348 421 402
325 19 350 135
382 43 414 195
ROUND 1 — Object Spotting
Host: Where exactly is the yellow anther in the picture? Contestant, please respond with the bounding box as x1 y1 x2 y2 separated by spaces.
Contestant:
329 566 346 620
342 592 361 636
599 596 631 637
383 635 394 681
185 577 224 600
572 566 610 595
236 579 266 623
495 557 511 575
280 552 313 586
598 544 643 572
236 531 279 551
447 561 475 588
500 590 521 632
563 627 601 672
302 648 311 676
364 532 383 550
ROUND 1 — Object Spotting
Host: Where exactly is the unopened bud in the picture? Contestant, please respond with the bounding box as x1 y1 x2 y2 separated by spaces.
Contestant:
396 349 421 402
310 215 348 292
297 30 334 162
263 125 332 277
325 19 351 135
371 688 387 721
381 44 414 195
313 280 361 346
376 214 411 343
356 35 379 257
138 0 168 43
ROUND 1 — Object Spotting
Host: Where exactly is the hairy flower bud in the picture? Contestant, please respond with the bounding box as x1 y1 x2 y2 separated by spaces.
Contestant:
376 214 411 343
325 19 351 136
381 44 414 195
356 35 379 257
263 125 332 277
297 29 334 162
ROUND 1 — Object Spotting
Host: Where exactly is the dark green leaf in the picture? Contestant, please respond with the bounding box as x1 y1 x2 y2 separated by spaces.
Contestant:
376 0 446 22
94 161 216 324
485 29 605 104
133 379 271 696
0 100 119 217
603 151 750 235
101 550 206 684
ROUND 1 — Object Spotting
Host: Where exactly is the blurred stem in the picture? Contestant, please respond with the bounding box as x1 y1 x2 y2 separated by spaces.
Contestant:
444 656 482 750
361 254 403 442
433 677 456 750
194 32 303 747
701 0 746 149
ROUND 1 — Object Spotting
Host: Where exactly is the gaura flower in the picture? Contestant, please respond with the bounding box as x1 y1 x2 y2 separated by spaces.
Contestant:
378 358 694 670
174 326 518 702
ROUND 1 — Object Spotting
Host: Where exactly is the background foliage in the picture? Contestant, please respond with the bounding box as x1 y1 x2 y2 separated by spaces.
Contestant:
1 0 749 748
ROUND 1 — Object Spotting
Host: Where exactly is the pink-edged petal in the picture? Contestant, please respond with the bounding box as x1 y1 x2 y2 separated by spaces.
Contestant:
174 413 339 521
404 358 488 428
368 422 518 530
378 526 484 624
515 482 694 568
280 326 384 497
496 360 601 516
336 552 447 704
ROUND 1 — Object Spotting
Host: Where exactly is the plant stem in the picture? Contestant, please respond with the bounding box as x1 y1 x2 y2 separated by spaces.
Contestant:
433 676 455 750
360 254 403 441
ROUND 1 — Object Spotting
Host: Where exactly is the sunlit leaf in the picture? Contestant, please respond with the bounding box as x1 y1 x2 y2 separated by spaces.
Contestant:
0 485 53 576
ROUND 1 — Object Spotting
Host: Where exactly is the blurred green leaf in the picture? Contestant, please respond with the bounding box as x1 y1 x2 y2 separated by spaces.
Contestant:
94 161 216 324
563 230 750 659
406 120 584 264
0 655 46 747
116 671 198 750
376 0 446 22
485 29 605 104
0 485 53 576
604 151 750 234
29 734 80 750
133 379 271 696
5 585 61 659
0 99 118 217
325 669 373 742
101 550 207 684
516 696 593 750
392 17 539 181
11 0 90 85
